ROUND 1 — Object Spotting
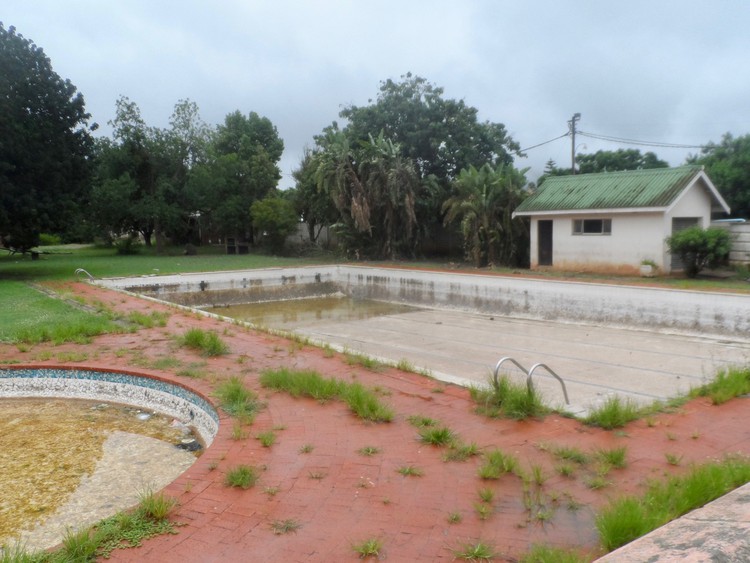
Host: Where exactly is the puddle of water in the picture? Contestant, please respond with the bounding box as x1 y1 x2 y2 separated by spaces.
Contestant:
0 398 198 544
205 296 418 329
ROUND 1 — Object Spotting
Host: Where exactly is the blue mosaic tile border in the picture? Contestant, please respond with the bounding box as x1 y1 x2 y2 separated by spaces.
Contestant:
0 367 219 445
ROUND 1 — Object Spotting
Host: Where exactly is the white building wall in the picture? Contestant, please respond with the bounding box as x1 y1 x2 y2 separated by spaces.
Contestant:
528 182 718 274
531 213 664 274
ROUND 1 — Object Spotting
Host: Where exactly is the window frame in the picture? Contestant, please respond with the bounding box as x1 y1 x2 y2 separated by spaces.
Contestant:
572 218 612 236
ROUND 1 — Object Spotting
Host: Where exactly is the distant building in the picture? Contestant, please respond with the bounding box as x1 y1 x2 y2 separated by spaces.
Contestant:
513 166 730 274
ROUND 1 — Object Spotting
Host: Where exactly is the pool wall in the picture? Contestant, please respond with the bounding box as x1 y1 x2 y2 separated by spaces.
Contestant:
95 265 750 337
0 366 219 445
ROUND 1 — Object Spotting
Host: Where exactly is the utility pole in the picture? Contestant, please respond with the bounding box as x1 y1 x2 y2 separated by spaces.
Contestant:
569 113 581 174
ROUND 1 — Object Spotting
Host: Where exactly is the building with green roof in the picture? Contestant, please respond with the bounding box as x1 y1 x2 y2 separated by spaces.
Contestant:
513 166 730 273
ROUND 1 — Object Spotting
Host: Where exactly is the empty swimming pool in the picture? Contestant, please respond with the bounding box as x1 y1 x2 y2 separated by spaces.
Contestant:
96 265 750 414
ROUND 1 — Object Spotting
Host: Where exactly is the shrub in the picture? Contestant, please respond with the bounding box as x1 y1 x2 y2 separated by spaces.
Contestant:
214 376 260 421
250 195 299 254
690 367 750 405
666 226 730 278
38 233 62 246
179 328 229 356
113 234 142 255
225 465 259 489
471 376 548 420
585 396 640 429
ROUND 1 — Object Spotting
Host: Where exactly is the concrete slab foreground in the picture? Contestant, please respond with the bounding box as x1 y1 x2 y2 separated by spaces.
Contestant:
597 482 750 561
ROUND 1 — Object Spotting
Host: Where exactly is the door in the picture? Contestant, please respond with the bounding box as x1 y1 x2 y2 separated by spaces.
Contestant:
670 217 701 271
538 220 553 266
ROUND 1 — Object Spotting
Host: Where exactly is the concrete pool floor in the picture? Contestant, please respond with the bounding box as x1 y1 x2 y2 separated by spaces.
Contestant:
286 307 750 415
3 279 750 561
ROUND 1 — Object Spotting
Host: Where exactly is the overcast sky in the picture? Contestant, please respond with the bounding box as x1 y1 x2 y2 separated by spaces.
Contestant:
4 1 749 187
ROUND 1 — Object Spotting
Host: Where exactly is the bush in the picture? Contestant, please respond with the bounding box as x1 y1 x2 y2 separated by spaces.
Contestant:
113 234 142 255
38 233 62 246
250 195 299 254
666 226 730 278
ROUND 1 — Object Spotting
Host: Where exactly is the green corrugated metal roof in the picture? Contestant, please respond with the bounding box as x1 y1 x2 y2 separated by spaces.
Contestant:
515 165 704 214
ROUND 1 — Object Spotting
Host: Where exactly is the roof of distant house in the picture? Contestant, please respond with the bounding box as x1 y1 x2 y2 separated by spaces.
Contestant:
514 165 730 216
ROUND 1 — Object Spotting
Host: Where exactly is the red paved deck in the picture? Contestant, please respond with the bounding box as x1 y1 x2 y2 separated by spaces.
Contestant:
2 281 750 562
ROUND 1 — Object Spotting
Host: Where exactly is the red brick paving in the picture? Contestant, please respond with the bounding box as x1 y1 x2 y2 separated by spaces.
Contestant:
2 281 750 562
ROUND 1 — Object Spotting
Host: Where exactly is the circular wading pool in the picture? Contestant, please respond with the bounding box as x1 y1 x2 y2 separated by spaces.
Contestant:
0 366 219 550
0 366 219 444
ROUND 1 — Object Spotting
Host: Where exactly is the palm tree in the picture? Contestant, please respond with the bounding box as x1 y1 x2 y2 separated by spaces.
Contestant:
442 163 528 267
313 131 421 259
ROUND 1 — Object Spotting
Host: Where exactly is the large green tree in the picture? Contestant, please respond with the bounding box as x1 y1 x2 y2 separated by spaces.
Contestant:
0 23 94 251
442 163 529 267
689 133 750 219
91 97 209 249
190 111 283 242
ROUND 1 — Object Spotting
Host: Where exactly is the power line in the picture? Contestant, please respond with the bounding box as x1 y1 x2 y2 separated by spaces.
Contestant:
577 130 708 150
516 132 570 154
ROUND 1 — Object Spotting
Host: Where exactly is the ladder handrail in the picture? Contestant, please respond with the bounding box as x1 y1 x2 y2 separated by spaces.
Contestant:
493 356 570 405
493 357 528 388
528 362 570 405
74 268 94 280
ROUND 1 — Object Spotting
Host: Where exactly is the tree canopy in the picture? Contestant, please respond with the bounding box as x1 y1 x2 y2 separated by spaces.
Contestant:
689 133 750 219
0 23 94 251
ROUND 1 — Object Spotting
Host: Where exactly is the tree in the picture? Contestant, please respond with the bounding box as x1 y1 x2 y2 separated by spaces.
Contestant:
666 226 730 278
442 163 529 267
193 111 283 242
314 73 520 247
250 193 299 253
0 23 94 252
338 74 519 181
290 149 339 243
314 131 422 258
576 149 668 174
689 133 750 219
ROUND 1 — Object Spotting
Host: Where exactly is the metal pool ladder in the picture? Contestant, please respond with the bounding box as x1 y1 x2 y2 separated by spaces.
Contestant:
493 357 570 405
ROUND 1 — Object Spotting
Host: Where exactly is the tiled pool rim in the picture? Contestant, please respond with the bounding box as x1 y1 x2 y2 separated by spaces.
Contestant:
0 365 219 445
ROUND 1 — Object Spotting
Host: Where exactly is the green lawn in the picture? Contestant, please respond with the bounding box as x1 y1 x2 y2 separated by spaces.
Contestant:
0 244 336 344
0 244 334 282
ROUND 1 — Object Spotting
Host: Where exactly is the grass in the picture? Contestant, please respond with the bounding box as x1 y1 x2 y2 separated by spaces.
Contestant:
478 449 519 480
690 366 750 405
214 376 260 421
478 487 495 503
257 431 276 447
259 368 393 422
470 375 548 420
584 396 643 429
299 443 315 454
443 441 481 462
418 425 455 447
596 455 750 551
447 511 462 524
397 465 424 477
407 414 438 428
357 446 381 456
518 544 589 563
225 465 260 489
178 328 230 356
452 540 497 561
270 519 301 535
351 537 382 559
1 490 179 561
595 446 628 469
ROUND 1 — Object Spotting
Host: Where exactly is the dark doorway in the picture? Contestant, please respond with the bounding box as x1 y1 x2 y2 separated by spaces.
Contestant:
538 220 553 266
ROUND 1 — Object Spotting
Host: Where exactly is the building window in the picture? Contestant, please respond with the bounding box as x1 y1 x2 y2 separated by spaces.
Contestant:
573 218 611 235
